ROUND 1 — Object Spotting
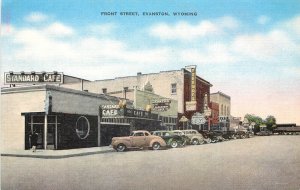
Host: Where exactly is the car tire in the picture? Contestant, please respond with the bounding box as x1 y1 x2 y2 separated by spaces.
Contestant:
170 140 178 148
192 138 199 145
152 142 161 150
116 144 126 152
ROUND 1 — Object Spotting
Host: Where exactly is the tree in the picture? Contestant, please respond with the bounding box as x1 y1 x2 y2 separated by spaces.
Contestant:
265 115 276 131
244 114 263 133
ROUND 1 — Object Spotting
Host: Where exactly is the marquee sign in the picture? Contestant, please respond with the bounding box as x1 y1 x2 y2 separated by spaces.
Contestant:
100 105 158 119
4 72 63 84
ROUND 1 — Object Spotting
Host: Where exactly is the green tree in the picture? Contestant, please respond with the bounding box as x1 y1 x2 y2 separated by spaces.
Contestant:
265 115 276 131
244 114 263 133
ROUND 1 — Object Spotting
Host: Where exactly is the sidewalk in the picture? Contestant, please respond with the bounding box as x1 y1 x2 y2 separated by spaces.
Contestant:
1 146 114 159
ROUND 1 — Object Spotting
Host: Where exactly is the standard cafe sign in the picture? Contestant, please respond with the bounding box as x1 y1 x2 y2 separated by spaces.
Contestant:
4 72 63 84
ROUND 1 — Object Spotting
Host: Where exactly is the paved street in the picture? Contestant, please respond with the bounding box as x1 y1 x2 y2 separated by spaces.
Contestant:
2 136 300 190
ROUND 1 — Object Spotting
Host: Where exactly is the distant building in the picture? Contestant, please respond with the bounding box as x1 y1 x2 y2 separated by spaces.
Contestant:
210 91 231 117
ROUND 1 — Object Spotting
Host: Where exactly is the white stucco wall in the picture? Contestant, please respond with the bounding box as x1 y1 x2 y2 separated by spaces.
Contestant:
61 70 185 113
1 90 46 151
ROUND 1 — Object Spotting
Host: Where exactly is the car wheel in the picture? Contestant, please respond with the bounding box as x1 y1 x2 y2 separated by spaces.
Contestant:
152 142 161 150
192 139 199 145
116 144 126 152
170 140 178 148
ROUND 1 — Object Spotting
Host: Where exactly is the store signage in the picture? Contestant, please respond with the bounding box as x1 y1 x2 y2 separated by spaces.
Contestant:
190 66 196 101
191 112 206 125
219 116 228 122
152 99 171 112
4 72 63 84
185 101 197 111
125 108 150 118
101 104 121 117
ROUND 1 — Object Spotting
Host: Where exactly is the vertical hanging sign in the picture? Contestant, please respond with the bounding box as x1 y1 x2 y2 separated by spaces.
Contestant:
191 66 196 101
185 65 197 111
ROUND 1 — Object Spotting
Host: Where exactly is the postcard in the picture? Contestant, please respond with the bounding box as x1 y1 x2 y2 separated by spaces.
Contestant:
1 1 300 190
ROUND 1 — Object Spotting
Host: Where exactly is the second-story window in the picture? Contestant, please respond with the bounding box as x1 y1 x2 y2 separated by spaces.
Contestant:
171 83 177 94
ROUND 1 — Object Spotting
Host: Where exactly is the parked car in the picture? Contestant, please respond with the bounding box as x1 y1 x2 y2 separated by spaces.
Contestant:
111 130 166 152
173 129 205 145
206 131 225 143
256 131 272 136
151 130 187 148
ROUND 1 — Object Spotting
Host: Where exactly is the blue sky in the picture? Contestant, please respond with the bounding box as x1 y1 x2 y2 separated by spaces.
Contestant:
1 0 300 123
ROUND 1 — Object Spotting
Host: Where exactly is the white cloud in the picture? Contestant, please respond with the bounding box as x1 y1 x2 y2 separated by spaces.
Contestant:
231 30 299 61
281 15 300 36
87 23 117 35
44 22 74 37
257 15 270 25
3 22 174 77
149 16 239 41
25 12 48 23
180 43 238 64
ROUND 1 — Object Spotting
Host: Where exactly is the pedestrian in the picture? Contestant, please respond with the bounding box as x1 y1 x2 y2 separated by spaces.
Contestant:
30 132 38 152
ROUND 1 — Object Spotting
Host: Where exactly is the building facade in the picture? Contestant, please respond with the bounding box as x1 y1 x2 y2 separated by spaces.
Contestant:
210 91 231 117
62 67 212 122
210 91 231 130
1 85 166 150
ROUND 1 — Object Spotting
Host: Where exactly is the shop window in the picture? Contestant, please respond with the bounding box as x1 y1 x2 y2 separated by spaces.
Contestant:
75 116 90 139
171 83 177 94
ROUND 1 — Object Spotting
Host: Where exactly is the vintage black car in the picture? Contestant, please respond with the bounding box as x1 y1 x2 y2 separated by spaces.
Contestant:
256 130 272 136
151 130 187 148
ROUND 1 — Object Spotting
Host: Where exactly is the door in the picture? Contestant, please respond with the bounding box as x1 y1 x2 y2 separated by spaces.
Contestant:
132 132 146 147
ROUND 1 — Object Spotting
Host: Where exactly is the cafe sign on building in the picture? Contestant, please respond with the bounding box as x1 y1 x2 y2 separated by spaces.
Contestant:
4 72 63 84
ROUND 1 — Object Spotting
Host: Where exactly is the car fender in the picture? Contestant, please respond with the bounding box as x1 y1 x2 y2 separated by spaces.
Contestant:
150 138 166 147
113 140 131 148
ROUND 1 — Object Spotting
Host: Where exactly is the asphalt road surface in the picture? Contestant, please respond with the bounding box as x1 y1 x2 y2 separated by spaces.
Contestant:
2 136 300 190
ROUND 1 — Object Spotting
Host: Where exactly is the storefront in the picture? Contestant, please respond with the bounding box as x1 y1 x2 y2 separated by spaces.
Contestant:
100 106 163 145
1 84 166 150
1 85 121 150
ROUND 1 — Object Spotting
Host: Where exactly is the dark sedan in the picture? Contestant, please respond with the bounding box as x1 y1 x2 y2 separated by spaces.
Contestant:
151 130 187 148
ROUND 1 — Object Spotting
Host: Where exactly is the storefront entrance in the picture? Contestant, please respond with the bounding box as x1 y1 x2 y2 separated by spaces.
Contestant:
24 114 58 150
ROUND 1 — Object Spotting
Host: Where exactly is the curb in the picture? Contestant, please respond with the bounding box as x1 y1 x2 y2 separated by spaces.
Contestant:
1 149 115 159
